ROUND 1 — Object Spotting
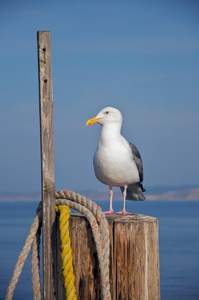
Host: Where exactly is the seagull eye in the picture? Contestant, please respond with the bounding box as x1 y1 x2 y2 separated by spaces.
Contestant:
105 111 109 115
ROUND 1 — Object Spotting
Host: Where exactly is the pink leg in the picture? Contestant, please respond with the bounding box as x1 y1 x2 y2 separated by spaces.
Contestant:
115 185 134 215
104 186 114 215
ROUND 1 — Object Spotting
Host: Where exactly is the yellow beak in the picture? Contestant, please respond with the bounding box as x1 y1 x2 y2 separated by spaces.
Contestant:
86 117 101 126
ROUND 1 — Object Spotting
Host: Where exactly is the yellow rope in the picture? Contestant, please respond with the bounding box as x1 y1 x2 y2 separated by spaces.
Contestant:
56 205 77 300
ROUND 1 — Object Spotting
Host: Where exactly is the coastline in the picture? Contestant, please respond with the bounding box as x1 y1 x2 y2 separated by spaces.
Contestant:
0 187 199 202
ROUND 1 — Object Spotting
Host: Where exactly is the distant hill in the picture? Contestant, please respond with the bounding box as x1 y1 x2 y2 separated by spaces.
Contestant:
0 186 199 202
146 187 199 201
0 193 41 202
81 186 199 201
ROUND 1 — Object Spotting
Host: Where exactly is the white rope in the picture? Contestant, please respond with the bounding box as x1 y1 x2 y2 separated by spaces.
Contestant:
5 191 111 300
5 202 42 300
55 190 111 300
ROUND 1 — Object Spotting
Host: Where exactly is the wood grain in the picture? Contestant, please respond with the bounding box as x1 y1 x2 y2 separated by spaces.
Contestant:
58 213 160 299
37 31 57 300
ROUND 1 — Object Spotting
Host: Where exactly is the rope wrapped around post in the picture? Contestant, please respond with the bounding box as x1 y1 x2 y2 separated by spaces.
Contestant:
56 205 77 300
5 190 111 300
55 190 111 300
5 202 42 300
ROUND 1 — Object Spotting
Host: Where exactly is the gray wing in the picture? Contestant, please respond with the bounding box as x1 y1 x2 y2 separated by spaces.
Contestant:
128 142 144 183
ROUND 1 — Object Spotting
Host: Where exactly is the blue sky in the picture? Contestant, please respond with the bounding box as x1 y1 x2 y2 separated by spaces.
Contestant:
0 0 199 194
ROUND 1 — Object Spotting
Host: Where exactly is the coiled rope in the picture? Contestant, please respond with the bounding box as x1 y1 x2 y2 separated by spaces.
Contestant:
5 190 111 300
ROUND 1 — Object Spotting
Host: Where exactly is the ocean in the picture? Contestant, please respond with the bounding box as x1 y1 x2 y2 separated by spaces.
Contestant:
0 200 199 300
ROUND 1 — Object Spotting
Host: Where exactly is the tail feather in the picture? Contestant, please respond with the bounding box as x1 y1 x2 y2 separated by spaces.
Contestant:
120 183 146 201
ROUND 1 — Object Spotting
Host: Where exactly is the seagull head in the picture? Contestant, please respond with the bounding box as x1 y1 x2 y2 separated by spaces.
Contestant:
86 107 122 126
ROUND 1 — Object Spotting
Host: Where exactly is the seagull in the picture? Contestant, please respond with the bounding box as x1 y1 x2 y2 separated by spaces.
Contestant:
86 107 146 215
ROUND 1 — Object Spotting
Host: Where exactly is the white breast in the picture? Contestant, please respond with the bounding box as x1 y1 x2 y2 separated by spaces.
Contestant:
93 137 139 187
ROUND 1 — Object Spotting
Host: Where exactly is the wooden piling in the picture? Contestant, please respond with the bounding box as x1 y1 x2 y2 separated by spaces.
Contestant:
65 213 160 300
37 31 57 300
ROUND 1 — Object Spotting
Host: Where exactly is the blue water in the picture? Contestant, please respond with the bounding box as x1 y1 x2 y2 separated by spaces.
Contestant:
0 200 199 300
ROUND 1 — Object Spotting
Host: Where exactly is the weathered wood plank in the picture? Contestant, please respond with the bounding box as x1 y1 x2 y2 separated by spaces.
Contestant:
69 215 101 299
37 31 57 300
113 215 160 299
66 213 160 300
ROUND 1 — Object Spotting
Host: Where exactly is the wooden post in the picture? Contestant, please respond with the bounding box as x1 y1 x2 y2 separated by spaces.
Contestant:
67 214 160 300
37 31 57 300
